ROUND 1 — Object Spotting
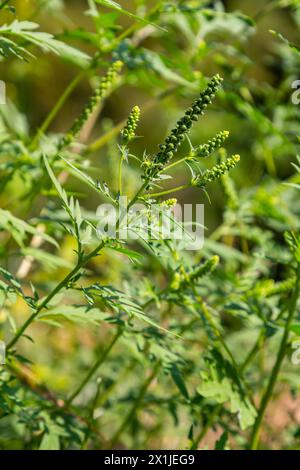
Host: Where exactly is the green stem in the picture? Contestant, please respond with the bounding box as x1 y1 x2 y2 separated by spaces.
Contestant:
86 120 126 154
6 241 105 351
239 331 265 374
149 184 190 199
65 328 122 407
97 361 136 407
190 404 222 450
118 156 123 195
80 381 102 450
107 2 162 50
163 154 193 172
194 290 237 368
128 180 149 209
118 146 126 196
192 287 255 408
110 361 161 448
30 73 83 150
249 268 300 450
6 262 81 351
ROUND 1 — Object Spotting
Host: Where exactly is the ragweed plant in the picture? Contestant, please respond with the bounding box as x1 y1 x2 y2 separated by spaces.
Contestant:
0 0 300 452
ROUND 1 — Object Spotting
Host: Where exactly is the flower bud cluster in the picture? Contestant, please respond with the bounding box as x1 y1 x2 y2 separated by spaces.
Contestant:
121 105 140 144
193 154 240 188
194 130 229 159
59 61 123 150
143 74 223 179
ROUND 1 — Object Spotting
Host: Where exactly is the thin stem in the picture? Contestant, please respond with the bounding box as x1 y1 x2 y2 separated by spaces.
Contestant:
6 261 81 351
190 404 222 450
118 146 126 196
65 328 122 407
108 2 162 48
86 120 126 154
192 287 255 408
239 331 265 374
149 184 190 199
110 361 161 448
113 23 138 45
163 154 193 172
6 241 105 351
118 156 123 195
249 268 300 450
194 290 236 367
30 73 83 149
254 0 280 21
128 180 149 208
97 361 136 407
80 378 102 450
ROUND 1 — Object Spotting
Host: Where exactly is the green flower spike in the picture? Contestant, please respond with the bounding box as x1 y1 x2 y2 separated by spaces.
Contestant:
171 256 219 290
58 60 123 150
194 130 229 159
193 154 240 188
189 255 220 283
121 105 140 144
144 74 223 179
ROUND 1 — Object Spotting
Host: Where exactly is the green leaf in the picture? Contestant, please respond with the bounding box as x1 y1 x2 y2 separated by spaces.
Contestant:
43 154 83 228
21 248 73 271
82 284 179 336
39 413 65 450
39 430 60 450
0 20 91 66
37 305 109 326
290 324 300 335
170 364 189 400
215 431 228 450
142 50 198 88
0 208 58 248
197 349 257 430
95 0 167 32
106 245 143 260
0 267 36 308
43 155 68 205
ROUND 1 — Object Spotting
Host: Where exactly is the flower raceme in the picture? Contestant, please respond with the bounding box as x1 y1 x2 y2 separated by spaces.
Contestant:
193 154 240 188
58 60 123 150
143 74 224 179
189 255 220 282
194 130 229 159
171 256 220 290
121 105 140 144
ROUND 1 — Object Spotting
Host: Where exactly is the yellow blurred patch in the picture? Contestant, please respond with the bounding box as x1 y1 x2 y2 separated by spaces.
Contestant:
15 0 36 19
